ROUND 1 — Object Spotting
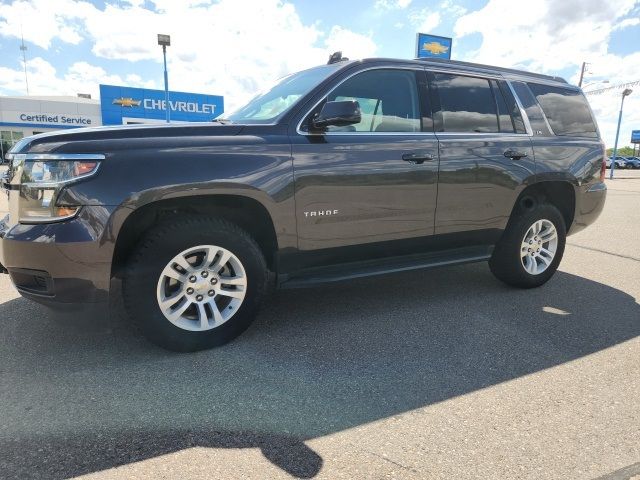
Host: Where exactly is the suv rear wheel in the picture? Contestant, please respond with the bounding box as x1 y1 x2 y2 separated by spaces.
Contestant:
123 216 267 352
489 202 566 288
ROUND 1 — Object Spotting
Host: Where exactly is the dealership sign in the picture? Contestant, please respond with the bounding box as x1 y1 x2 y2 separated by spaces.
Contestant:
100 84 224 125
415 33 453 59
0 110 98 128
18 113 93 126
631 130 640 144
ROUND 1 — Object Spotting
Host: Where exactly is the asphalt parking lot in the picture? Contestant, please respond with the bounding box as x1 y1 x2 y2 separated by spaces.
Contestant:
0 166 638 480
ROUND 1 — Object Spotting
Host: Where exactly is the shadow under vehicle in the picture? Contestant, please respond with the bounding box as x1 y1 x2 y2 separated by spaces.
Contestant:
0 264 638 478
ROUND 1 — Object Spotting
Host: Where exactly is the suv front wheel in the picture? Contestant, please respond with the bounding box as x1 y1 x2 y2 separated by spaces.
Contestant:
123 216 267 352
489 203 566 288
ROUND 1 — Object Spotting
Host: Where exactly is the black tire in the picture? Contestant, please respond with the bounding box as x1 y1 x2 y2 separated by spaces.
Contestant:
123 216 267 352
489 202 566 289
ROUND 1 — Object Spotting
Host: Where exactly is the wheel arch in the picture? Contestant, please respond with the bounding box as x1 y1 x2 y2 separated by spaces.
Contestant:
111 194 280 279
509 181 576 232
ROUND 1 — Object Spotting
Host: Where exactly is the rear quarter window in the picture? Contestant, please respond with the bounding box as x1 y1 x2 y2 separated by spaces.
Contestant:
527 83 598 138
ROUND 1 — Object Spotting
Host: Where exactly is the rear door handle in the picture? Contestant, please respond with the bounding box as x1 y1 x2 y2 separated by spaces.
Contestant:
504 149 528 160
402 152 434 164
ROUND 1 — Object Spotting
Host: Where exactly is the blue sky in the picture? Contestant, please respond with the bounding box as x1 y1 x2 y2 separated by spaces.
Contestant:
0 0 639 146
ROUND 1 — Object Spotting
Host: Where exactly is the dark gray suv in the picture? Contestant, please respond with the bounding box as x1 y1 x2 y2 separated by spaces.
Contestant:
0 56 607 351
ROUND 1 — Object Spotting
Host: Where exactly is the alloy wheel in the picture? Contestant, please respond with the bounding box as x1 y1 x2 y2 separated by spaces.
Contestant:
520 219 558 275
156 245 247 331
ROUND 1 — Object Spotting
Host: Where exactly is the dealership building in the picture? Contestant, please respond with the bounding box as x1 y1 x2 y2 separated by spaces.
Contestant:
0 85 224 159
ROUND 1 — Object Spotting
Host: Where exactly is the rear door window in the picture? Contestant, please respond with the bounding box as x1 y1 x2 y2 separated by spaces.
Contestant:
527 83 598 138
428 73 500 133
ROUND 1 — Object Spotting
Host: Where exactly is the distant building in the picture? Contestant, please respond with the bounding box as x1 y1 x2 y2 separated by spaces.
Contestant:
0 95 100 158
0 85 224 159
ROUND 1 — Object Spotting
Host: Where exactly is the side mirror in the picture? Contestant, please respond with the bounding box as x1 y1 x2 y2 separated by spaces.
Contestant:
311 100 361 129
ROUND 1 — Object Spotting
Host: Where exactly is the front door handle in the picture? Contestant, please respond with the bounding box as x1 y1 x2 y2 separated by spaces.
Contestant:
402 152 434 164
504 149 528 160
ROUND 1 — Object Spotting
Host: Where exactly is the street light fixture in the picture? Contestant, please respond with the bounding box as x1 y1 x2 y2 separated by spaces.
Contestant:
157 33 171 123
609 88 633 180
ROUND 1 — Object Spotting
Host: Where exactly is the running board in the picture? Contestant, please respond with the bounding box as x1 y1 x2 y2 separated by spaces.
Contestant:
278 246 493 289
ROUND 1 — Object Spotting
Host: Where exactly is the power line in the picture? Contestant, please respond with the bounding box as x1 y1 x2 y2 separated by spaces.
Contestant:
584 80 640 95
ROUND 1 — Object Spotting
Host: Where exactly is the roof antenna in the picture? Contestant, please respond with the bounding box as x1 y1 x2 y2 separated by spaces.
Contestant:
328 51 349 65
20 25 29 95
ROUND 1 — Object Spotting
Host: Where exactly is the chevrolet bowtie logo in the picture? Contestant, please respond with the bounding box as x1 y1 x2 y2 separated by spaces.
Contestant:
422 41 449 55
112 97 141 107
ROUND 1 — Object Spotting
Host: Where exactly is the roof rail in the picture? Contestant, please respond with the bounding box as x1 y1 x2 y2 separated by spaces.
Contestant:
413 57 568 84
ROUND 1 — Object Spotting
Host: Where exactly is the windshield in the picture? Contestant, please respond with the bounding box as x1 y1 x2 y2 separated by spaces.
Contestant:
225 64 344 124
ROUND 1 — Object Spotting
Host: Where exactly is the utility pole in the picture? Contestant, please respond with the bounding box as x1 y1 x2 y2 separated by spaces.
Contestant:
578 61 587 88
20 27 29 95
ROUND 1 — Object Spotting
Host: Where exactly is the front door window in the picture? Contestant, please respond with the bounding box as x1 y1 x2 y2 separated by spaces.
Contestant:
325 69 422 133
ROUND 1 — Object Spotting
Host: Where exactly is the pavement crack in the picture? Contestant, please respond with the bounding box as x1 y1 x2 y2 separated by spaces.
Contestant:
365 450 420 474
567 243 640 262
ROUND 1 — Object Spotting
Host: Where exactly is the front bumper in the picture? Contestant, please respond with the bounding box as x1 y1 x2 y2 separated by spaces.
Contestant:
0 206 116 306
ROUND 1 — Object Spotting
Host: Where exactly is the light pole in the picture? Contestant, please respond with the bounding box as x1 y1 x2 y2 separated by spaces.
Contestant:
609 88 633 180
157 34 171 123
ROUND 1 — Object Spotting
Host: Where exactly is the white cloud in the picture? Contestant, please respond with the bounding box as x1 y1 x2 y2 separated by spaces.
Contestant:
121 0 148 7
410 10 441 33
0 0 377 112
453 0 640 147
439 0 467 17
0 0 96 48
454 0 637 72
324 26 377 60
375 0 412 10
0 57 152 98
0 57 56 94
614 17 640 30
403 2 460 38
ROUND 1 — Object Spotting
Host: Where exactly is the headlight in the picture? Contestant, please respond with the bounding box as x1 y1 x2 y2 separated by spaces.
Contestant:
18 155 102 224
